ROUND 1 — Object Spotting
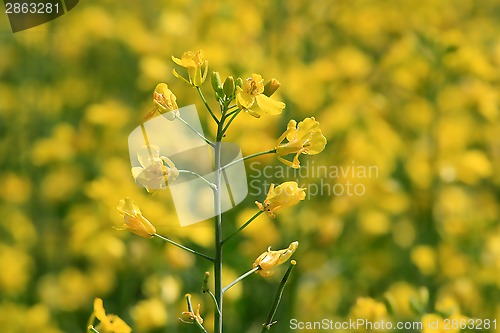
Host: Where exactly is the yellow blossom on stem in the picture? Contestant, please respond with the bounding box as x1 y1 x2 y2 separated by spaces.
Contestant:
181 294 204 327
236 73 285 118
276 117 327 169
116 198 156 238
255 181 306 218
172 50 208 87
146 83 179 120
253 241 299 277
90 298 131 333
131 145 179 193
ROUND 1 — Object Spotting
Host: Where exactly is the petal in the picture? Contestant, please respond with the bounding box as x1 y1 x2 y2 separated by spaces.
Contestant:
285 119 298 142
255 94 285 115
236 90 256 110
276 241 299 265
117 198 141 217
109 315 132 333
171 55 184 67
296 117 320 141
131 167 143 180
93 298 111 325
306 132 327 154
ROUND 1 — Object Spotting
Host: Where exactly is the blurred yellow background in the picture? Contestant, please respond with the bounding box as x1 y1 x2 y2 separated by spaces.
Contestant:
0 0 499 332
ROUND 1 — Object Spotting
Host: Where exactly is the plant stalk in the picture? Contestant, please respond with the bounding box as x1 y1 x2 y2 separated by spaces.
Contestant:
213 117 225 333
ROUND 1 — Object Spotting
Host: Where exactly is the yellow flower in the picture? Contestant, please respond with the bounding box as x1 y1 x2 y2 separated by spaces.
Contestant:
276 117 327 169
90 298 131 333
253 241 298 277
146 83 179 120
131 145 179 192
351 297 387 322
255 181 306 218
116 198 156 238
172 50 208 87
236 74 285 118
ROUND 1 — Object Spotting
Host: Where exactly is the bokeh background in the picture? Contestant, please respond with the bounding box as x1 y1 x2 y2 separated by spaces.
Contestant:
1 0 500 332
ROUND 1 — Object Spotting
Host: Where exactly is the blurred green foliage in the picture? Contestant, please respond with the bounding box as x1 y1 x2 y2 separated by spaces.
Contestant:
1 0 499 332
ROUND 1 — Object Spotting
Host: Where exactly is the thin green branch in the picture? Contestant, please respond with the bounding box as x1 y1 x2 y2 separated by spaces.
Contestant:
176 115 215 147
208 290 221 316
222 210 264 245
197 86 220 124
221 109 241 135
178 170 217 191
203 272 221 316
261 261 297 332
225 107 239 117
221 148 276 171
153 234 214 262
222 267 260 294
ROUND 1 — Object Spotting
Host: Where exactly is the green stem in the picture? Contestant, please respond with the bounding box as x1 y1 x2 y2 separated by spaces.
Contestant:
222 267 260 294
153 234 214 262
208 290 221 316
222 210 264 245
222 148 276 171
88 326 99 333
176 115 215 147
213 117 225 333
197 86 220 124
178 170 217 190
225 108 239 117
261 261 297 332
221 109 241 135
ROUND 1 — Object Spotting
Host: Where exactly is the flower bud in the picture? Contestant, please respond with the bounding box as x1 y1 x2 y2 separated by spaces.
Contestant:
116 198 156 238
263 78 281 97
211 71 223 95
223 76 235 97
235 77 243 89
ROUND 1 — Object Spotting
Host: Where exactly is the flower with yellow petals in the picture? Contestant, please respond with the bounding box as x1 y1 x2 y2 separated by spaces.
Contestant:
146 83 179 120
89 298 131 333
172 50 208 87
236 74 285 118
253 241 299 277
131 145 179 192
255 182 306 218
116 198 156 239
276 117 327 169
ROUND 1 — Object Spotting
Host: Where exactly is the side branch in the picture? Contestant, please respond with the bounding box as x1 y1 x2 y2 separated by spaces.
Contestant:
153 234 214 262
